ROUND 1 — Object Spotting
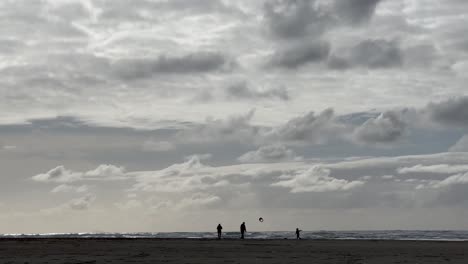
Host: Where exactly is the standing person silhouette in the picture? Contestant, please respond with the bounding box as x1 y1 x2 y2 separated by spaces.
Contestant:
296 228 302 239
240 222 247 239
217 224 223 240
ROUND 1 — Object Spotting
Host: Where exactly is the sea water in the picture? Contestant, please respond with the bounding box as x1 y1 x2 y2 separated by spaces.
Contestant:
2 230 468 241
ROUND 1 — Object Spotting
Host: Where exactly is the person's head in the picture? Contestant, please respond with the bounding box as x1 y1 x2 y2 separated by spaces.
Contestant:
242 222 245 224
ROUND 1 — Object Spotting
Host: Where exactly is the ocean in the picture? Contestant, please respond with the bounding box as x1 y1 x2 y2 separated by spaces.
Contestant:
1 230 468 241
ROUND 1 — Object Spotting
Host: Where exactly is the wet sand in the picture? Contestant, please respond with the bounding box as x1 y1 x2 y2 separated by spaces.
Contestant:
0 238 467 263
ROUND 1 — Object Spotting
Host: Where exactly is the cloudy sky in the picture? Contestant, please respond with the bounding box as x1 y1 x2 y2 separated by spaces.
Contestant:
1 0 468 233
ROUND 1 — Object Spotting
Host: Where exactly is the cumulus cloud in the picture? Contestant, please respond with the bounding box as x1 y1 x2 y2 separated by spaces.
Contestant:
30 152 468 212
238 144 302 163
32 165 126 183
32 166 81 183
266 108 345 144
131 155 230 193
172 108 413 146
271 166 365 193
353 111 406 144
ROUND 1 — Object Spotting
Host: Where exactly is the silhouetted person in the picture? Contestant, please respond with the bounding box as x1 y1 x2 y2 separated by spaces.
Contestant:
296 228 302 239
217 224 223 239
240 222 247 239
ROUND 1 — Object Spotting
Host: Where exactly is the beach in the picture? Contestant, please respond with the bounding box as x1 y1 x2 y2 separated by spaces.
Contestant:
0 238 466 263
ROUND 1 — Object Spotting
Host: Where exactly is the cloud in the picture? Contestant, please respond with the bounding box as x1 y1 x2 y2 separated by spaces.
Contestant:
426 96 468 127
434 172 468 191
329 39 403 69
263 0 382 41
226 82 290 101
418 172 468 189
353 111 406 144
86 164 126 178
449 134 468 152
176 193 222 210
68 194 96 210
268 41 331 68
238 144 302 163
334 0 383 24
131 155 230 193
51 184 89 193
172 108 412 146
271 166 365 193
398 164 468 175
32 165 126 183
263 0 332 39
113 52 235 79
175 110 259 143
32 166 81 183
266 108 345 144
30 152 468 211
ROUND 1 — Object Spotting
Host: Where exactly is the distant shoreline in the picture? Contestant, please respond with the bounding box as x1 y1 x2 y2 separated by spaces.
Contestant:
1 237 468 242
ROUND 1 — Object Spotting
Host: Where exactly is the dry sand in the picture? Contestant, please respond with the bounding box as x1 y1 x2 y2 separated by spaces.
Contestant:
0 238 467 263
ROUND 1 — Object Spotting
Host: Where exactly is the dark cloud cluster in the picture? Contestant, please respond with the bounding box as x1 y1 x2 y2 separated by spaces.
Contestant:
114 52 235 79
263 0 332 39
263 0 402 71
263 0 383 39
334 0 383 24
329 39 403 69
426 96 468 127
268 41 331 68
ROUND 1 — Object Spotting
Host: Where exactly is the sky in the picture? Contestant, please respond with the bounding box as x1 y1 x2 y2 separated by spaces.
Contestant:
1 0 468 233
